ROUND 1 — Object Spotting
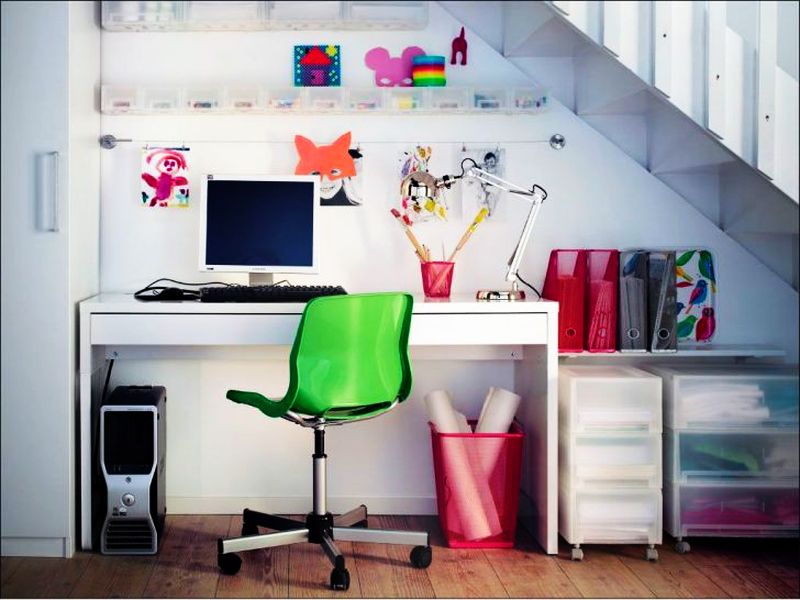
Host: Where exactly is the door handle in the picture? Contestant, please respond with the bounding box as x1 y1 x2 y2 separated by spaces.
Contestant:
36 151 59 232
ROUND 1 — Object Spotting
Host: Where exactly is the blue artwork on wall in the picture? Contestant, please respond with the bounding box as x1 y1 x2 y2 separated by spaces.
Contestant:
294 45 341 87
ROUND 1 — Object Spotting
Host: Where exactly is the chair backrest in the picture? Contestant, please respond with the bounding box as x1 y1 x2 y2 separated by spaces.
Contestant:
286 292 414 420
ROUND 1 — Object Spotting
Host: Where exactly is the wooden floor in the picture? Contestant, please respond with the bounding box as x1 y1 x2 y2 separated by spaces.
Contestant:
2 515 798 598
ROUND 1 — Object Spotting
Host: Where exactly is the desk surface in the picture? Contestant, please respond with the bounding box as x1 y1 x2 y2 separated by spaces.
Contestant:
83 293 559 315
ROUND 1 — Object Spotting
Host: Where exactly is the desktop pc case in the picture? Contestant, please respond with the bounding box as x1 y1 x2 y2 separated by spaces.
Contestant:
99 385 166 555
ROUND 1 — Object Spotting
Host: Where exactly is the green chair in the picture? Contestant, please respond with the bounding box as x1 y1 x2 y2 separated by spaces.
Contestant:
216 292 432 591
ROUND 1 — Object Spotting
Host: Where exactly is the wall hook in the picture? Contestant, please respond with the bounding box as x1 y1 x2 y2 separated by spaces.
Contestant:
549 134 566 150
99 134 132 149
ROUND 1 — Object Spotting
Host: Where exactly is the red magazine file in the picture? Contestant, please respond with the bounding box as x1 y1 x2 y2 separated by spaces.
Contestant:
585 249 619 352
542 250 587 352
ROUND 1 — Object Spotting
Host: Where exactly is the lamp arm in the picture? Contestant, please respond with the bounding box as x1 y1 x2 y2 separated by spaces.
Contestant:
462 167 547 283
505 194 545 283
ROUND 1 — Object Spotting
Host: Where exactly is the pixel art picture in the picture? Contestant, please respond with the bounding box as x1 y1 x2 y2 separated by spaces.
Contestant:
141 147 189 207
294 45 341 87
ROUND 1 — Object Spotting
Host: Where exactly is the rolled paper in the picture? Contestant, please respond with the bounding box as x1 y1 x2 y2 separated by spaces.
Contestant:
476 387 521 433
454 410 472 433
424 390 502 540
477 387 495 427
475 387 522 481
424 390 462 433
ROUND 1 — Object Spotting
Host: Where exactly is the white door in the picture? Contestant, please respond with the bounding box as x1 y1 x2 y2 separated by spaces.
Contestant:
1 1 71 557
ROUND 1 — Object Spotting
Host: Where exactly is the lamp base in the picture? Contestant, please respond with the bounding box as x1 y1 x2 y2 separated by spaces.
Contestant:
476 289 526 301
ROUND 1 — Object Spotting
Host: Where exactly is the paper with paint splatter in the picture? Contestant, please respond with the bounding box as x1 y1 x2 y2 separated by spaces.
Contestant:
141 147 190 207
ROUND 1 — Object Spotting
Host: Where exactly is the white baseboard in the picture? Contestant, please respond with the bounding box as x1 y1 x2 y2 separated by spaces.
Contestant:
1 537 69 557
167 496 438 515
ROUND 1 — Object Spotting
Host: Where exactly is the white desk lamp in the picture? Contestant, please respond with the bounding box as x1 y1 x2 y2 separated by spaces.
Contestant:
402 158 548 301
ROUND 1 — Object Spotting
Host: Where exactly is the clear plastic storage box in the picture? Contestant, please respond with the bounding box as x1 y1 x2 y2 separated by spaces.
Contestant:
346 1 428 28
560 432 661 488
264 88 305 111
305 88 344 111
649 366 799 430
143 88 182 112
559 366 663 433
101 86 142 113
346 89 383 111
664 481 799 539
559 483 663 545
665 429 799 483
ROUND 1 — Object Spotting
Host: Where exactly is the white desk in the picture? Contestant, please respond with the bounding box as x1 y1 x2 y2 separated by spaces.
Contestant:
79 294 559 553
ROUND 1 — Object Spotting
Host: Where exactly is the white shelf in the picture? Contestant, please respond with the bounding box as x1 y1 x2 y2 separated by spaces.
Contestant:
102 1 429 31
559 345 786 359
101 85 549 116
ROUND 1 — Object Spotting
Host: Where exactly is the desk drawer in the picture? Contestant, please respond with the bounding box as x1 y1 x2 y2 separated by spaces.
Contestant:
410 313 547 345
91 314 301 345
91 311 549 347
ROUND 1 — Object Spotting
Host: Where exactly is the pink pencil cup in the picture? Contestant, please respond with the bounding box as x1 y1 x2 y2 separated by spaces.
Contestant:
421 261 454 298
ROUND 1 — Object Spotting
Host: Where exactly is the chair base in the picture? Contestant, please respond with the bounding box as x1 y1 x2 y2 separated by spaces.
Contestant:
217 505 432 591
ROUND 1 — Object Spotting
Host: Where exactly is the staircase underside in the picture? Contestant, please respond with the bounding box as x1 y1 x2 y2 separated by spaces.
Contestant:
503 1 799 290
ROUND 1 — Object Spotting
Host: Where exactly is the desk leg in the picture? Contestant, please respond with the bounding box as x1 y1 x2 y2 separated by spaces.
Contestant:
79 369 92 550
79 309 103 551
515 325 558 554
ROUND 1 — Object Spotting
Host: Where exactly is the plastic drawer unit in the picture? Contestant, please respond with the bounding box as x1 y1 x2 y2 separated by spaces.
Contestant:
559 484 662 549
559 366 663 561
649 365 799 554
560 432 662 488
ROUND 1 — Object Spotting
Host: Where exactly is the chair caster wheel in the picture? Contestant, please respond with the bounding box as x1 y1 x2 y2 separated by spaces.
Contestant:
571 547 584 561
330 567 350 591
218 552 242 575
646 547 658 561
675 541 690 554
410 545 432 568
242 522 259 536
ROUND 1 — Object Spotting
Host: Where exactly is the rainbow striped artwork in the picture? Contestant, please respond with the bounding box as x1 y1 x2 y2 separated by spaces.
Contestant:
412 55 446 87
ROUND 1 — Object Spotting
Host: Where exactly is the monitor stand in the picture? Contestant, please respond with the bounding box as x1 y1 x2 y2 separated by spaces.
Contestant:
249 273 274 286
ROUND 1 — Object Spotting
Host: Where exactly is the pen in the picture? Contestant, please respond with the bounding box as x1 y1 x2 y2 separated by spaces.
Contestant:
390 209 427 262
447 207 489 262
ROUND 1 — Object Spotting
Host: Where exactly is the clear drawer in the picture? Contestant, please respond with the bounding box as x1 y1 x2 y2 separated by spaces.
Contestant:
664 481 799 538
665 429 799 483
559 366 662 433
560 432 661 488
559 484 662 545
649 366 798 429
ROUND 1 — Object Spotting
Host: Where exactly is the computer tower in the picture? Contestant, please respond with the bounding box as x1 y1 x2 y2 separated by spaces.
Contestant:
100 385 166 555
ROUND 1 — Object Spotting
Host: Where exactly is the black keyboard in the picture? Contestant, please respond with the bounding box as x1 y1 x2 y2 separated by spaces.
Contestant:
199 284 347 303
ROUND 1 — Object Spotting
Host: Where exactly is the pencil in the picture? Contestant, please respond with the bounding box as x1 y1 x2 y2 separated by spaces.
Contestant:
390 209 427 262
447 207 489 262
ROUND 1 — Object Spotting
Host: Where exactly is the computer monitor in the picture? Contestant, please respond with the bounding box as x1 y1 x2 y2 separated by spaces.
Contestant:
199 174 319 276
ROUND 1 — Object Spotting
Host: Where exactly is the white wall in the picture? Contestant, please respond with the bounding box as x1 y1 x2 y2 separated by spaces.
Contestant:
100 2 798 512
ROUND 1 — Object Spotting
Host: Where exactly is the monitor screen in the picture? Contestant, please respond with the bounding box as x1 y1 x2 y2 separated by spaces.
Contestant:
200 175 319 273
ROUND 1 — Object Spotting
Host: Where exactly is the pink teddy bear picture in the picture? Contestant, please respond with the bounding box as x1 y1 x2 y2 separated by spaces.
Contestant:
364 46 425 87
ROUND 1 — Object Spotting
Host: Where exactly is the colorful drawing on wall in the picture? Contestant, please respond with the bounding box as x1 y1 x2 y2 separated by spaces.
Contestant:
395 145 449 224
141 147 189 207
294 45 341 87
675 249 717 345
364 46 425 87
294 132 362 206
460 146 505 219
